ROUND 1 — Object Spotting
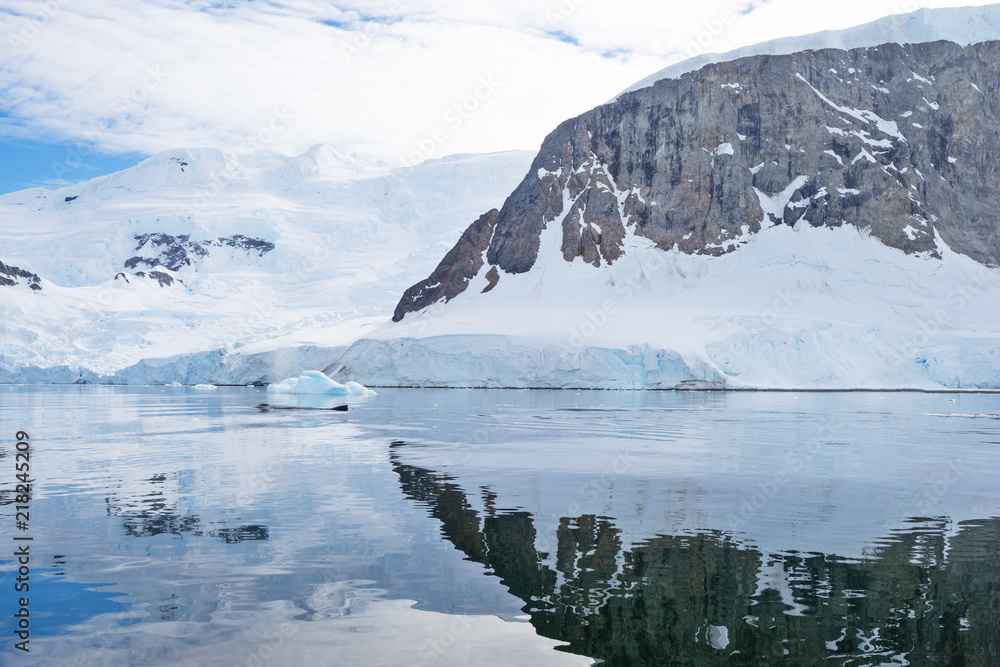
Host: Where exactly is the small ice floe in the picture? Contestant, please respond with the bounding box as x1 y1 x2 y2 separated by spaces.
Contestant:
267 370 377 396
193 384 218 390
929 413 1000 420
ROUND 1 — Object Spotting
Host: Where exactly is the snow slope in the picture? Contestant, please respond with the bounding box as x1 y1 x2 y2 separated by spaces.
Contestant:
0 147 534 382
332 207 1000 390
618 4 1000 97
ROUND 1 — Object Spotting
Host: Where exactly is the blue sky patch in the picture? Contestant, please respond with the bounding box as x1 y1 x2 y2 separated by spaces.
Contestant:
0 138 145 195
546 30 579 46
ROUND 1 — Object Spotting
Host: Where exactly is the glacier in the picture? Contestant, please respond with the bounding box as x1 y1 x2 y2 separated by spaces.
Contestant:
0 146 534 385
330 221 1000 391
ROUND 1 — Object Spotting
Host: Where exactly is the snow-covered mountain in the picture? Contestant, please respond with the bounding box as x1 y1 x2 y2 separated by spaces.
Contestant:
338 8 1000 391
0 147 534 383
6 5 1000 390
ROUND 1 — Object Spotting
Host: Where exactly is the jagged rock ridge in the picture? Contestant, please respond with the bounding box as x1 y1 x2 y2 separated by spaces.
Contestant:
394 39 1000 321
124 233 275 271
0 259 42 291
113 270 181 287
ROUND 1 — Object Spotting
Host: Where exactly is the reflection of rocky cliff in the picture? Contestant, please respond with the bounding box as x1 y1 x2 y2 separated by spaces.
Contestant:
105 472 269 543
391 443 1000 665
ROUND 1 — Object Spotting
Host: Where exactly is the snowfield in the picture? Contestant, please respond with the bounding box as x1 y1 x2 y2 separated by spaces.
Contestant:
356 220 1000 390
0 146 534 384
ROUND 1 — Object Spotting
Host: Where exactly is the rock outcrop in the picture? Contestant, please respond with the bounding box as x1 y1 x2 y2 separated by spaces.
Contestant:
0 259 42 291
395 39 1000 321
125 233 274 272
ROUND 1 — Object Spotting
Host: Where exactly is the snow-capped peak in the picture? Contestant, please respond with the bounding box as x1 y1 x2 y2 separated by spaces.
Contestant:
270 144 373 189
617 4 1000 98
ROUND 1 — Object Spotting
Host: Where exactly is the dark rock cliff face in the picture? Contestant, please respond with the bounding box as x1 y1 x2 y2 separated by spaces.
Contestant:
0 260 42 291
393 210 499 319
394 39 1000 321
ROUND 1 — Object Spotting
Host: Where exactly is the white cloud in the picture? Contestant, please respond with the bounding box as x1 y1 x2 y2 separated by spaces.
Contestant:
0 0 996 166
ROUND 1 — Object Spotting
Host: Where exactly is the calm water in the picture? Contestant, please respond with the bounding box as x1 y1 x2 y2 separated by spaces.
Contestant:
0 386 998 666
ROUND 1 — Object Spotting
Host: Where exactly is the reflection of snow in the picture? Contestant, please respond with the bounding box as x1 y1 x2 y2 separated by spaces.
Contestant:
707 625 730 649
753 560 810 617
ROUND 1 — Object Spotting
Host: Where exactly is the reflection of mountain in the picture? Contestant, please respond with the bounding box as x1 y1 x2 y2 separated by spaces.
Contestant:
391 443 1000 665
106 472 269 543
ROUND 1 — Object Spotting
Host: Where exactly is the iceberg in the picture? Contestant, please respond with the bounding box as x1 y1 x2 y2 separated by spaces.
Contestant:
267 370 376 396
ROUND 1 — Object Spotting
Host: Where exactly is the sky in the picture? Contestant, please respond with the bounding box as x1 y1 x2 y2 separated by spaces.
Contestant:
0 0 995 193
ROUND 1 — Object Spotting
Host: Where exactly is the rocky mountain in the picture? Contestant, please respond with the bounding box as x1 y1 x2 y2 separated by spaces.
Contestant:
395 39 1000 321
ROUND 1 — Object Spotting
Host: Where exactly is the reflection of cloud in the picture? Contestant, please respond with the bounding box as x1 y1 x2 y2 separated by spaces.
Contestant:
35 597 588 667
2 0 992 166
